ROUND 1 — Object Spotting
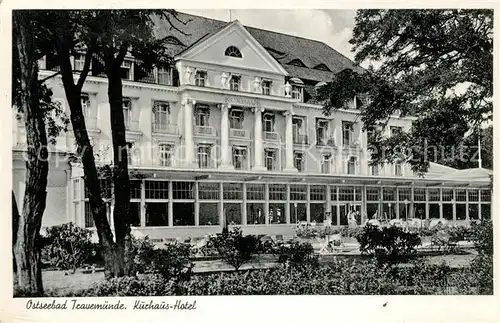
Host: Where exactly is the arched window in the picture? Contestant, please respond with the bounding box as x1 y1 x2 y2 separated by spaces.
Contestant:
287 59 307 68
225 46 242 58
313 63 331 72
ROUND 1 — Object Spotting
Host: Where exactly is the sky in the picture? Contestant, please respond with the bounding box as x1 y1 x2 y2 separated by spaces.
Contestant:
180 9 358 62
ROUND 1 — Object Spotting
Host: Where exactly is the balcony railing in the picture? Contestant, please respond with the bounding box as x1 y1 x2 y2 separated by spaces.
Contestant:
316 137 335 147
195 125 216 136
263 131 280 141
230 128 249 139
152 123 179 135
293 134 308 144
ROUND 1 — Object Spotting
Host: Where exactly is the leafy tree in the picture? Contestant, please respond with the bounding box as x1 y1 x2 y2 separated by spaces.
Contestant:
29 10 186 277
317 9 493 175
12 10 69 296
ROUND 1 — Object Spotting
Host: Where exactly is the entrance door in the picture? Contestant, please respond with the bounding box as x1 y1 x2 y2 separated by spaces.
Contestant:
340 203 362 226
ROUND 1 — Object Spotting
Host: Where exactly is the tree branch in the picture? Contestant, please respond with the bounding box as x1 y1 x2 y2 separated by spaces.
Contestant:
40 71 61 82
76 38 96 90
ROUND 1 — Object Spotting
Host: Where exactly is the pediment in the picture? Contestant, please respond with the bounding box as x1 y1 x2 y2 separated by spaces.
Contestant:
177 21 288 76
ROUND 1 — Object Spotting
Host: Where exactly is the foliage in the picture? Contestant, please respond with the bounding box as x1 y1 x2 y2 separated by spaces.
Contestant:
130 237 193 281
295 226 340 238
275 241 319 268
74 258 483 296
469 219 493 256
41 223 94 272
356 224 421 263
318 9 493 174
210 228 259 270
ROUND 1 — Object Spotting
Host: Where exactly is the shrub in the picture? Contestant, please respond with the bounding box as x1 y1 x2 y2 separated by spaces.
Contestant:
210 227 259 270
296 226 340 239
469 220 493 256
275 241 318 268
356 224 421 263
41 223 93 272
130 237 193 281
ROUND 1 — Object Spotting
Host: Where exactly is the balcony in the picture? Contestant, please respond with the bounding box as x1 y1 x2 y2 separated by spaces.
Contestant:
195 125 216 136
230 128 249 139
316 137 335 147
263 131 280 141
152 123 179 135
293 134 308 144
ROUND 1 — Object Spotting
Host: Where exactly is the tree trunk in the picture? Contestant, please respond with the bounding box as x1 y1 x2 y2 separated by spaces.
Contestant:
13 12 48 296
56 47 121 278
107 64 133 276
12 191 20 273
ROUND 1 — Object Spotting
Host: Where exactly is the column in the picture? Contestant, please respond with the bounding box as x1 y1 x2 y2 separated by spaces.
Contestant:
395 188 400 219
140 179 146 227
425 188 429 220
465 188 470 220
252 107 266 171
219 182 224 227
285 184 291 224
168 181 173 227
182 97 196 167
264 184 270 225
478 189 482 220
439 187 443 219
242 183 247 225
219 103 234 169
326 185 331 225
306 185 311 223
452 189 456 222
283 110 297 172
194 181 199 226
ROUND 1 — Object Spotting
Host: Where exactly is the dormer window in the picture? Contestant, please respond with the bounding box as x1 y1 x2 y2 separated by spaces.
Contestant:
164 36 184 46
225 46 242 58
287 59 307 68
261 80 272 95
195 70 207 87
313 63 331 72
292 86 303 101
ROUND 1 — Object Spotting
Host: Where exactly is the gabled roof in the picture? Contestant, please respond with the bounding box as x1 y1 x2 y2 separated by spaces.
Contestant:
152 11 363 83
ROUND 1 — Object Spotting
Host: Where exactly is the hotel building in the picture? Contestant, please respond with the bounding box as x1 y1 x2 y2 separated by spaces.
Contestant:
12 13 492 239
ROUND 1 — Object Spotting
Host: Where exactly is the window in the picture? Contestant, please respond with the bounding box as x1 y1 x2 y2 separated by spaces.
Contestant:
290 185 306 200
367 187 380 201
230 109 244 129
145 181 168 199
390 126 402 137
287 59 306 67
367 127 376 144
265 149 277 171
347 156 357 174
126 142 134 165
414 188 426 201
232 146 247 170
310 185 326 201
195 70 207 87
130 180 141 199
73 54 85 71
157 67 172 85
121 60 132 80
468 189 479 202
173 181 194 200
230 75 241 91
442 189 453 201
455 189 467 201
198 182 219 200
263 113 275 132
292 117 303 138
261 80 272 95
394 161 403 176
339 187 355 201
313 63 331 72
225 46 242 58
269 184 286 200
481 189 491 201
292 86 302 101
316 119 329 145
383 187 396 201
123 98 132 129
81 93 91 117
370 164 379 176
247 184 265 200
164 36 184 46
158 144 172 167
195 105 210 127
294 152 304 172
153 101 170 127
197 145 211 169
223 183 243 200
321 154 331 173
429 188 440 201
342 121 353 146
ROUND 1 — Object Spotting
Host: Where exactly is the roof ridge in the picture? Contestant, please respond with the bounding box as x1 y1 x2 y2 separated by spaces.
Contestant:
177 10 359 67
